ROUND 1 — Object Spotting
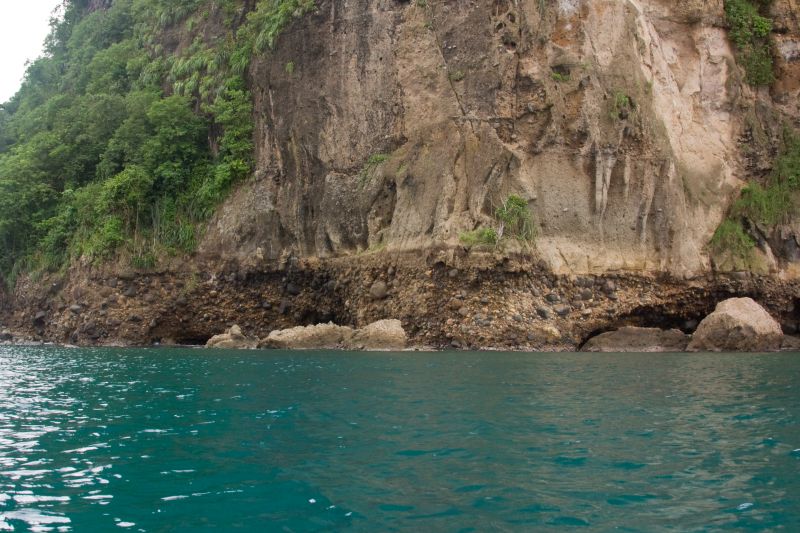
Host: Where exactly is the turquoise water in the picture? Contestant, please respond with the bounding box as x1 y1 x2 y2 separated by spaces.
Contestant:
0 347 798 532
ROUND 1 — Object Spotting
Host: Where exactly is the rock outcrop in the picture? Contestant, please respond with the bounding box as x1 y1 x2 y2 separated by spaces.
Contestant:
687 298 784 352
345 320 408 351
260 319 407 351
582 327 689 353
205 325 258 350
260 323 354 350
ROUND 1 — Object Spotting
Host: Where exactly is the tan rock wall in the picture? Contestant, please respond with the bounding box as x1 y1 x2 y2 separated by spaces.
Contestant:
200 0 800 277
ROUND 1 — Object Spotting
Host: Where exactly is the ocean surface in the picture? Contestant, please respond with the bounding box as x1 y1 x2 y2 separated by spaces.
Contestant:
0 347 798 532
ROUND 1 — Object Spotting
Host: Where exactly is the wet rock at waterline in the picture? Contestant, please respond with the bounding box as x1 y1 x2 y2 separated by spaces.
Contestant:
687 298 783 353
582 327 689 353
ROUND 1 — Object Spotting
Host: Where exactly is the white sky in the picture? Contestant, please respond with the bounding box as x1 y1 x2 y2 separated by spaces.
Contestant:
0 1 63 103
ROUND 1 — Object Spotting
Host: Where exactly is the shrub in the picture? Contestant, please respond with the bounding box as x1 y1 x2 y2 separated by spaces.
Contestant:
495 194 535 241
710 218 755 260
732 182 792 226
724 0 775 85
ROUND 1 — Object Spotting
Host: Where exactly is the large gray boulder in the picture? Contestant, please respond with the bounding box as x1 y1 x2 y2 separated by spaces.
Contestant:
344 319 407 351
260 323 354 350
582 327 689 352
687 298 783 352
206 325 257 349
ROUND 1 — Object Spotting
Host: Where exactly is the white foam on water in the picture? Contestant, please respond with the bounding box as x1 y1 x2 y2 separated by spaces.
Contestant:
737 502 754 511
13 495 70 504
1 470 48 479
116 522 135 528
1 509 71 525
161 495 188 501
63 446 98 454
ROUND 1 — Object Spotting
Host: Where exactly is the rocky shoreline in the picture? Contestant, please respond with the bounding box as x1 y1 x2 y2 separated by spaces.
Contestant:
2 252 800 352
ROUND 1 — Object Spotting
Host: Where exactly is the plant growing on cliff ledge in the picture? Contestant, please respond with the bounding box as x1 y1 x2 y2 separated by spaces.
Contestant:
460 195 535 250
495 194 535 242
459 227 498 249
711 128 800 265
731 129 800 226
710 218 755 260
359 153 390 187
724 0 775 85
609 90 633 120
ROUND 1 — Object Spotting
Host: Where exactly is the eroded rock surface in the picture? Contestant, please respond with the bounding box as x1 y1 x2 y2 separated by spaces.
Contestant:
345 320 408 351
206 325 257 350
260 319 408 351
582 327 689 353
687 298 784 352
260 323 354 350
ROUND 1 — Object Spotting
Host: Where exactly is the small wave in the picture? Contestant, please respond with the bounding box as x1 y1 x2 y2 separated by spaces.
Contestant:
0 509 71 526
13 495 70 504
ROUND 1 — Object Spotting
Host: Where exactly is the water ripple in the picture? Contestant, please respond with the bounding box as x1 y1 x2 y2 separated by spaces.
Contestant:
0 346 798 530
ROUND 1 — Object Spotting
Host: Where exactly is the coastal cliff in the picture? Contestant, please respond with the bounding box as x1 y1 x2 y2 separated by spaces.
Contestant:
1 0 800 348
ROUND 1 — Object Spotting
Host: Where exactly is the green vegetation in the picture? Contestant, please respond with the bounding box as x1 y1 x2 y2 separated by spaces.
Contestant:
609 90 632 120
710 219 755 260
460 194 535 250
495 194 535 242
448 70 465 82
550 71 570 83
359 153 390 186
712 129 800 263
732 130 800 226
724 0 774 85
459 227 498 248
0 0 315 284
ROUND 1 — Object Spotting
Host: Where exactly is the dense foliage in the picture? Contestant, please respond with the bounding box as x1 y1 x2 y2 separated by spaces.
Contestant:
0 0 313 283
724 0 774 85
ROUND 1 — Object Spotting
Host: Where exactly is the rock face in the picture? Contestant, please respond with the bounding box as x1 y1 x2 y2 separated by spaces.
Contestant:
198 0 800 277
260 320 407 351
345 320 408 351
260 323 354 350
205 325 257 350
687 298 784 352
582 327 689 353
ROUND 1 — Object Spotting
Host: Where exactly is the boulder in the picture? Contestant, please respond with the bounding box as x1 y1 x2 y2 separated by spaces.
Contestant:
0 330 12 341
345 319 407 351
687 298 783 352
369 281 389 300
260 323 354 350
582 327 689 353
206 324 258 349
